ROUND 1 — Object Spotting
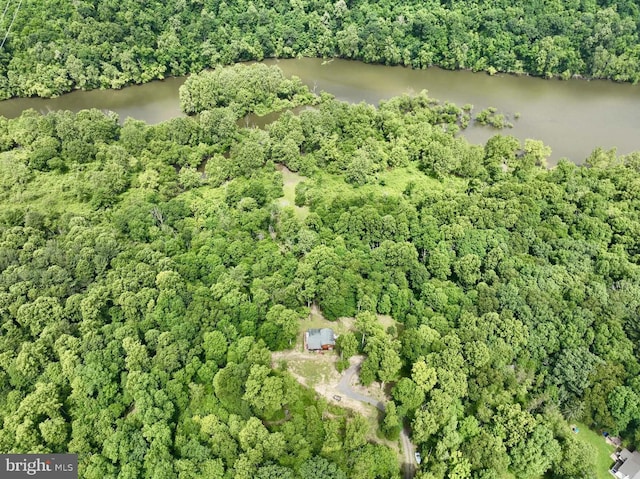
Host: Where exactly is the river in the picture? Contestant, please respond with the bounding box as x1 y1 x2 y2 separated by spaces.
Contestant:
1 58 639 164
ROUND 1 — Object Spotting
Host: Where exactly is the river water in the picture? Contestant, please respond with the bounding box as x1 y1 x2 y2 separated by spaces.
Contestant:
1 58 639 164
0 76 186 124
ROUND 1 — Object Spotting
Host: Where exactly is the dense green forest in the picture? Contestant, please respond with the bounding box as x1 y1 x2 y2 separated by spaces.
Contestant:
1 64 640 478
0 0 640 98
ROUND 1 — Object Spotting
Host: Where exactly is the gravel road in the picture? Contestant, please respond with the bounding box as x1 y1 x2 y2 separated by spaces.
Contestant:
336 358 417 479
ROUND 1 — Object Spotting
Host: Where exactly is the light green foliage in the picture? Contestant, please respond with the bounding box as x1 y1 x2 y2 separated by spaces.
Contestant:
355 311 384 348
523 139 552 167
346 149 378 186
509 424 561 479
607 386 640 434
345 415 369 451
336 331 358 360
1 67 640 479
382 401 402 440
453 254 482 286
349 443 401 479
260 305 300 350
551 435 597 479
203 331 228 366
392 378 425 416
179 64 317 117
411 360 438 393
243 365 286 418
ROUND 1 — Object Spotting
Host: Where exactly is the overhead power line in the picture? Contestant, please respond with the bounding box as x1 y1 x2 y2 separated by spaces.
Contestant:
0 0 22 50
0 0 12 28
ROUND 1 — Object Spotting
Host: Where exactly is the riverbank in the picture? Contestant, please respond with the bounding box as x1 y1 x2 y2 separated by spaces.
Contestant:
1 58 639 164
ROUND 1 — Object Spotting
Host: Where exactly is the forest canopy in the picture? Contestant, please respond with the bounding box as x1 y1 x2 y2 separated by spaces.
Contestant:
178 64 318 117
0 64 640 478
0 0 639 98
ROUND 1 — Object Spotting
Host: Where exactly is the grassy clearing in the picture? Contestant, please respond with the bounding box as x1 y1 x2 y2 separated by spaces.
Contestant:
377 314 402 337
296 307 401 351
376 163 437 194
574 422 616 479
308 163 465 206
0 154 92 217
295 306 352 347
307 308 352 333
277 165 309 220
275 306 404 452
287 357 336 388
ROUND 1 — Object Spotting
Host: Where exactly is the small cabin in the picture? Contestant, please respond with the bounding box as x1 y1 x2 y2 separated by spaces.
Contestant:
305 328 335 351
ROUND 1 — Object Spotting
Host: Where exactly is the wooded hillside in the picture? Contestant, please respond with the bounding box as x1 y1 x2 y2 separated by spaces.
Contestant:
1 65 639 478
0 0 638 98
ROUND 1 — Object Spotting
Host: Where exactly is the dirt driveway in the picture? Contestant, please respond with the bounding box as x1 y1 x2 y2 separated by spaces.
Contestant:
271 351 375 416
271 351 417 477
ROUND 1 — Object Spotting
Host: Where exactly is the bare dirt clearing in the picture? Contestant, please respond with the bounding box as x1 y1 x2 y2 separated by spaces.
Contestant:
272 305 416 475
271 350 375 417
276 305 399 413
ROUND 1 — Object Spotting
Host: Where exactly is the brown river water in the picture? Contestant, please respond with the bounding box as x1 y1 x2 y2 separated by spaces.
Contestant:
1 58 639 164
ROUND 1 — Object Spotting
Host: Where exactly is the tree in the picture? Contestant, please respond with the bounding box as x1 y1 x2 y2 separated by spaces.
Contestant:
427 243 453 280
383 401 402 440
322 419 343 455
238 417 270 453
213 363 248 414
123 337 150 372
484 135 520 164
16 296 64 337
199 108 238 145
178 167 202 190
203 331 228 366
551 436 596 479
509 424 560 479
336 331 358 360
345 415 369 451
392 378 425 416
462 429 510 473
179 64 315 117
412 360 438 394
402 326 441 363
349 443 401 479
378 347 403 389
355 311 383 348
551 347 601 399
507 138 551 179
229 130 269 178
255 464 295 479
412 409 439 444
259 305 300 350
299 456 347 479
304 406 325 454
607 386 640 434
243 365 286 418
453 254 481 286
346 150 376 186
